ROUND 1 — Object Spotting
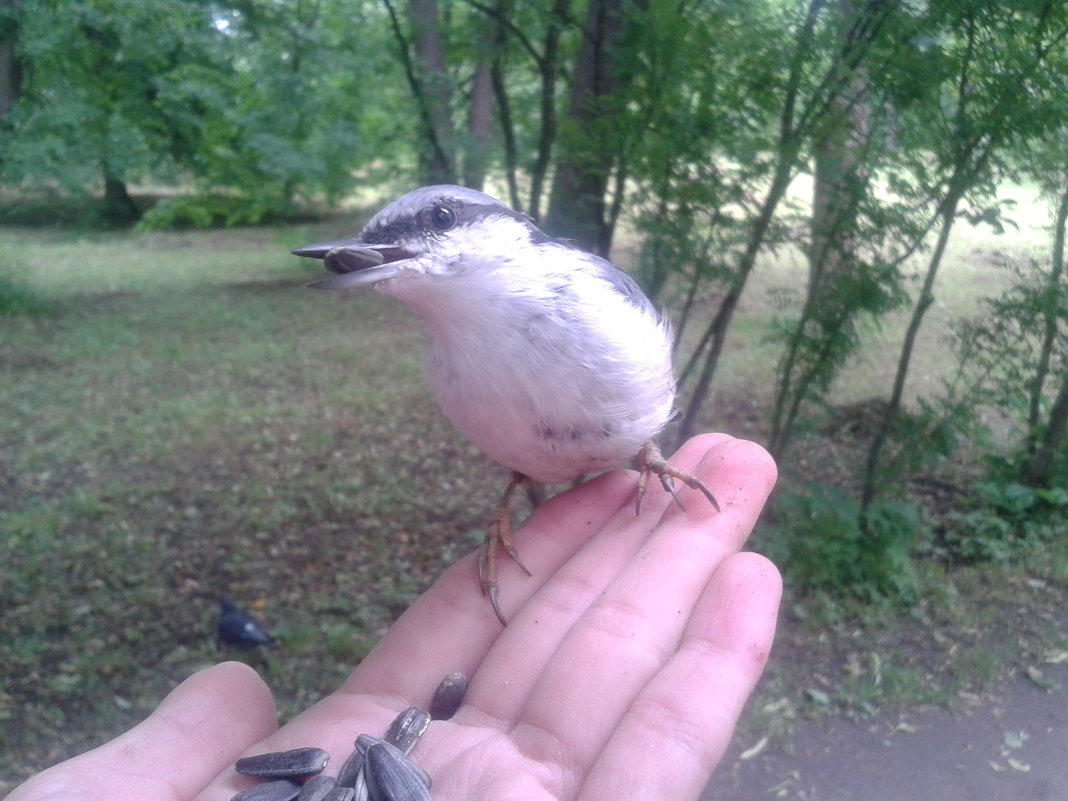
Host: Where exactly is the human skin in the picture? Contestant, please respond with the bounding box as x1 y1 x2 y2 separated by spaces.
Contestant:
9 434 781 801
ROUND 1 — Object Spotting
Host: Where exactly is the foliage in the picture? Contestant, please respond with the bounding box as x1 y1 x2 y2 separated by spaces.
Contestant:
761 484 920 603
939 464 1068 565
3 0 1068 603
2 0 223 192
134 193 280 231
0 0 404 220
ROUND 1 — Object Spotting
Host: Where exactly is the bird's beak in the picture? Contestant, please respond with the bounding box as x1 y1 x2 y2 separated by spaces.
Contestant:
292 238 414 290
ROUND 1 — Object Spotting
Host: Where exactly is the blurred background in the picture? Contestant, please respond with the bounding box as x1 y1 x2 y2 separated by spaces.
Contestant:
1 0 1066 796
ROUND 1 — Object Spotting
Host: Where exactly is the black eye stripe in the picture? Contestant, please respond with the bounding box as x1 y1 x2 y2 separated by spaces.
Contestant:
361 201 537 244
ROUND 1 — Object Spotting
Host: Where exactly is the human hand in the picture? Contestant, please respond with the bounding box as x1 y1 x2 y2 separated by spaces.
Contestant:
9 434 781 801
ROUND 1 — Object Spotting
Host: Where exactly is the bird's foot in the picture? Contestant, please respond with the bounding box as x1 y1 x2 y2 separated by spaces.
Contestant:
635 441 720 514
477 471 533 625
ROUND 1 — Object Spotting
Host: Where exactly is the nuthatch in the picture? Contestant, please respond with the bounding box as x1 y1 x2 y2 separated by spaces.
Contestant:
294 185 718 624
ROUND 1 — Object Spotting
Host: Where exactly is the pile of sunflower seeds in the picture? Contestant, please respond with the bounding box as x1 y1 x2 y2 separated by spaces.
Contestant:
230 673 468 801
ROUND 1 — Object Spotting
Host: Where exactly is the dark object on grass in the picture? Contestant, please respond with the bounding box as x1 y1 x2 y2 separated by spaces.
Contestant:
236 747 329 779
217 598 274 649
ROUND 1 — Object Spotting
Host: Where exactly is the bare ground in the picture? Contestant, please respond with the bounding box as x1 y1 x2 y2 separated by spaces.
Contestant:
704 662 1068 801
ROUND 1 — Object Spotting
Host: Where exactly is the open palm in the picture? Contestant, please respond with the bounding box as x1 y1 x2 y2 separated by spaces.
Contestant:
10 435 780 801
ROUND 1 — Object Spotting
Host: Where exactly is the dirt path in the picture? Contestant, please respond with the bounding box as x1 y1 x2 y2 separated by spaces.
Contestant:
703 663 1068 801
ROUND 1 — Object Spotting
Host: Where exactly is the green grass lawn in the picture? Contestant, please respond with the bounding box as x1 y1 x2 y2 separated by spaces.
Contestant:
1 187 1065 792
0 220 511 786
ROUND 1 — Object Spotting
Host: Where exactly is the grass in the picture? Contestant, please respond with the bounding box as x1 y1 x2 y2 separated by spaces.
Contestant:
1 185 1066 792
0 217 508 788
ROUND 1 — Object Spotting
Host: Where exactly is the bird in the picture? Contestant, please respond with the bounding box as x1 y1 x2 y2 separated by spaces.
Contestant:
293 185 718 624
216 597 274 649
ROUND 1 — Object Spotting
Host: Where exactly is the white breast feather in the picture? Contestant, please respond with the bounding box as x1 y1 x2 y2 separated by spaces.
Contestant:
377 225 674 482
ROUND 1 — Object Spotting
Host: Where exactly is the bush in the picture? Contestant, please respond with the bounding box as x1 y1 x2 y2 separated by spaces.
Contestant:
762 483 921 602
938 468 1068 565
134 194 279 231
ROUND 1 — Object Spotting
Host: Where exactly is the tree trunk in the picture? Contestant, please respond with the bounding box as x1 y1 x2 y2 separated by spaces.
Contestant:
1026 370 1068 487
409 0 457 184
674 0 825 446
1027 178 1068 440
544 0 639 253
490 59 521 210
675 156 799 445
860 191 962 513
463 56 493 190
768 0 887 460
527 0 568 222
0 5 22 122
1024 177 1068 485
102 172 140 224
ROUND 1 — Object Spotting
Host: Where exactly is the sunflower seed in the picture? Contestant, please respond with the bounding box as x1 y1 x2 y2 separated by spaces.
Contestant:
324 246 384 274
231 779 302 801
236 747 330 779
321 788 356 801
296 775 337 801
334 744 366 790
364 743 432 801
355 737 431 789
382 707 431 755
429 672 468 720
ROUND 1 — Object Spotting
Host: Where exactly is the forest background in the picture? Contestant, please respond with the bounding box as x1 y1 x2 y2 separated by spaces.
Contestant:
1 0 1067 793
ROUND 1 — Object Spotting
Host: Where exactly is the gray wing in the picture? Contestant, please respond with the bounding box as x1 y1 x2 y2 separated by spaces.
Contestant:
563 245 658 316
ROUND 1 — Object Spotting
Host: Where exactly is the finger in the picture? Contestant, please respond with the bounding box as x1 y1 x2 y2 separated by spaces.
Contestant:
467 440 768 734
581 552 783 801
198 468 642 780
489 439 776 794
8 662 276 801
339 465 640 702
230 438 733 775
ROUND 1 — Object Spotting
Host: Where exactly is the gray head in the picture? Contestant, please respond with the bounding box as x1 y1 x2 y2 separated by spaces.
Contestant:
292 185 543 290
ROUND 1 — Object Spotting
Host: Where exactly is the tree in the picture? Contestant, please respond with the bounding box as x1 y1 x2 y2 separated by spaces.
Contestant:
673 0 897 446
860 0 1068 514
0 0 22 123
767 0 910 460
0 0 227 221
1 0 389 223
544 0 643 253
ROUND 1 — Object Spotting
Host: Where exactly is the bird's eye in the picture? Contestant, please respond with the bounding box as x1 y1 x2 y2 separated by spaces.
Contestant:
429 203 456 232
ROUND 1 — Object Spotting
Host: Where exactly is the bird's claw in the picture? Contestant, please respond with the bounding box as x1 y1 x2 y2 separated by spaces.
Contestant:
635 441 720 514
478 472 532 625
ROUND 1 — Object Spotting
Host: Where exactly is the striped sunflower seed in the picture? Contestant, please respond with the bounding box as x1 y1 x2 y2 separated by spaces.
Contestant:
236 747 330 779
364 742 432 801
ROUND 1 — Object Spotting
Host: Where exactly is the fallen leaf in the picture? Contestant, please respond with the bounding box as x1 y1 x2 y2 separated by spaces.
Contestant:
1002 729 1029 750
806 688 831 706
740 736 769 760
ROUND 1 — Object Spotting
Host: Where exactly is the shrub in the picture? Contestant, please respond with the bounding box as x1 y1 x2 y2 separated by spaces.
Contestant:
134 194 279 231
761 483 921 602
